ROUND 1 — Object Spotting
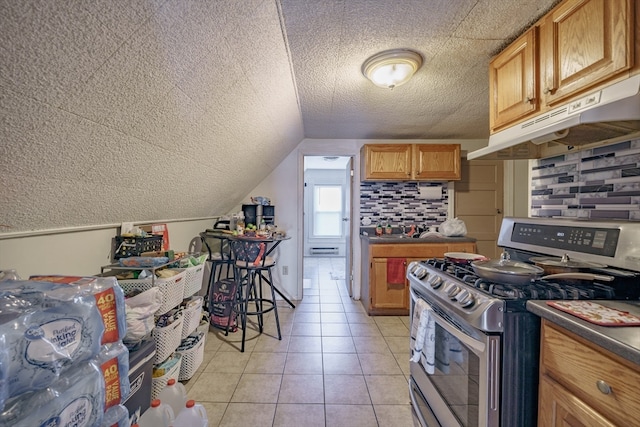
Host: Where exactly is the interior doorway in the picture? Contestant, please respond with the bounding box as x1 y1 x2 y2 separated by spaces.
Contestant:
302 156 354 296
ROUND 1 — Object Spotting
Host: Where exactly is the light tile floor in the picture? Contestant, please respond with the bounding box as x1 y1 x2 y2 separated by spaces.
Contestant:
183 257 415 426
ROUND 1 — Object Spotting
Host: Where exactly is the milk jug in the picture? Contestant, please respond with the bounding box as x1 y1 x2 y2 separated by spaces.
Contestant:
157 378 187 416
138 399 174 427
172 399 208 427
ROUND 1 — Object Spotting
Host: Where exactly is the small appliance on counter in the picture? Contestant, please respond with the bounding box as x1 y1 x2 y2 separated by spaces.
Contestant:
242 204 275 226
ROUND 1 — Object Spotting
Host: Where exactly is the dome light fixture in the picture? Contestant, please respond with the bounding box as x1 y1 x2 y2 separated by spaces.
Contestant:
362 49 423 89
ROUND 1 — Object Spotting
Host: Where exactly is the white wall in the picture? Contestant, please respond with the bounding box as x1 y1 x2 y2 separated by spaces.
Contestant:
0 219 214 278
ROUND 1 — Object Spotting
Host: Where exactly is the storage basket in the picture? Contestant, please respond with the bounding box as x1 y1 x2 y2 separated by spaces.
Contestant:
180 296 203 339
118 270 186 315
178 263 205 298
151 352 182 400
114 235 163 259
176 333 205 381
152 312 184 364
196 311 210 336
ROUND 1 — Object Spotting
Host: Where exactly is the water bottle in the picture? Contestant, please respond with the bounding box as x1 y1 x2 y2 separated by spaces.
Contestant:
157 378 187 416
172 399 208 427
138 399 174 427
0 269 21 281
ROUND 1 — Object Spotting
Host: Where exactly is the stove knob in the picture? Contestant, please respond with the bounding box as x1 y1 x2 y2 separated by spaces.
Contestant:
428 274 443 289
456 290 475 308
415 267 428 279
445 283 461 298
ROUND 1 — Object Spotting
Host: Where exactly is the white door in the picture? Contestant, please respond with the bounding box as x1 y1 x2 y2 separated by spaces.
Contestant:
344 158 353 296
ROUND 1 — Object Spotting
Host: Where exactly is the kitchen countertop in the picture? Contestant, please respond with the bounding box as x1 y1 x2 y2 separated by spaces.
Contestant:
527 300 640 365
360 234 476 244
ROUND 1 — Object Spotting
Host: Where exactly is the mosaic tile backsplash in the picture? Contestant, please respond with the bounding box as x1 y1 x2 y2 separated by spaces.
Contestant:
359 181 448 226
531 138 640 220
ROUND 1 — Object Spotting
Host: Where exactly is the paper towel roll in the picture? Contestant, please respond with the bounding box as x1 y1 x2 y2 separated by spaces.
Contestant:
419 185 442 199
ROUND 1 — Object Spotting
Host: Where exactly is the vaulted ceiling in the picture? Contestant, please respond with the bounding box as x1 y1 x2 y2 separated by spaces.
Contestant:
0 0 558 233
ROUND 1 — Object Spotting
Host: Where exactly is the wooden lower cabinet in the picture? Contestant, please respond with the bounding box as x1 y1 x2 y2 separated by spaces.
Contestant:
538 375 615 427
537 320 640 426
361 241 476 315
370 258 408 312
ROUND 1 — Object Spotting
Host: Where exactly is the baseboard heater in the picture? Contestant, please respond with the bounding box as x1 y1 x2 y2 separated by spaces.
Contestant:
310 247 339 255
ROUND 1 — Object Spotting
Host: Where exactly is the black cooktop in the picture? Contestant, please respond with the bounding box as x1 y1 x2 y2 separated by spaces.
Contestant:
422 258 640 301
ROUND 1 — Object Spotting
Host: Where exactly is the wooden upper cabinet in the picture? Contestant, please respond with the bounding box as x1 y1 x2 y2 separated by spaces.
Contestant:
490 27 539 131
540 0 634 106
488 0 635 132
361 144 412 180
413 144 461 180
361 144 461 181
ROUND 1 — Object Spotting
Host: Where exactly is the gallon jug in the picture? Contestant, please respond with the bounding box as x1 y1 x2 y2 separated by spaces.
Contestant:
157 378 187 416
172 399 208 427
138 399 174 427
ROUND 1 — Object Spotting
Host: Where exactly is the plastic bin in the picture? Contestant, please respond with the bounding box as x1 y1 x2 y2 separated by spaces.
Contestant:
114 235 163 259
153 313 184 364
181 296 203 339
176 333 205 381
152 353 182 401
178 264 205 298
118 270 186 315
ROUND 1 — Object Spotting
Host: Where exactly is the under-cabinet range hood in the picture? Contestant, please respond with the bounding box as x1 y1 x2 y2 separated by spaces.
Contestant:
468 74 640 160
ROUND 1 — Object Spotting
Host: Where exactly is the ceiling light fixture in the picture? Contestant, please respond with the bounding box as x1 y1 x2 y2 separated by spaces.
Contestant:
362 49 423 89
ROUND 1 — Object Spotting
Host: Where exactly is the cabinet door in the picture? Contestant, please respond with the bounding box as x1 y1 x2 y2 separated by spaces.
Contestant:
412 144 461 181
538 375 615 427
371 258 408 310
540 0 633 106
362 144 412 181
489 27 539 131
446 242 477 254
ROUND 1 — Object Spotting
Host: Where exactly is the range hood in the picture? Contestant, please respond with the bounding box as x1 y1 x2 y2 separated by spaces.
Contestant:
468 74 640 160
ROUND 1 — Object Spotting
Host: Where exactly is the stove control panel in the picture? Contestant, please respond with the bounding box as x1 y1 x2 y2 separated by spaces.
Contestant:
407 260 505 332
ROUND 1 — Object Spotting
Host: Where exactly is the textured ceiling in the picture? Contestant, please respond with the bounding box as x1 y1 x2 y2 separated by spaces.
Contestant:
281 0 559 139
0 0 558 233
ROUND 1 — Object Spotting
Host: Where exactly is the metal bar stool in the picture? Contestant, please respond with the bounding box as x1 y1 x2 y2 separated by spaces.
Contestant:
230 239 282 352
200 231 235 314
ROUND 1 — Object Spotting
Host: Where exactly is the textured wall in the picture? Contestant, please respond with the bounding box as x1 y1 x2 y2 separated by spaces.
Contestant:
0 0 303 233
359 181 448 227
531 138 640 220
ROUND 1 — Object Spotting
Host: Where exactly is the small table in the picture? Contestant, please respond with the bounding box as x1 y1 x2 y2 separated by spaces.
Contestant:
202 231 295 309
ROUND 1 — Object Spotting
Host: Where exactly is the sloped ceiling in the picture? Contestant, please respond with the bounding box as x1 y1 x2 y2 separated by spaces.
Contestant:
0 0 558 234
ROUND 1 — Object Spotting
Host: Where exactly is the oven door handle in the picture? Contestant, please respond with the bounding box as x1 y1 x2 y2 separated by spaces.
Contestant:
411 289 485 353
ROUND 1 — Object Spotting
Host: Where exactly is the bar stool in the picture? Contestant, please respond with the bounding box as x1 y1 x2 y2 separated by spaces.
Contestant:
200 232 235 313
230 239 282 352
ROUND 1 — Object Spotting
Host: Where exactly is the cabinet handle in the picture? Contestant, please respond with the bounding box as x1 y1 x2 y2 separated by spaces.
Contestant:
524 97 534 104
543 87 553 94
596 380 612 395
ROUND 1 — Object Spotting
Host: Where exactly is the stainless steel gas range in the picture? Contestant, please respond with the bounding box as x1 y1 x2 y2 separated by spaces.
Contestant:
407 217 640 427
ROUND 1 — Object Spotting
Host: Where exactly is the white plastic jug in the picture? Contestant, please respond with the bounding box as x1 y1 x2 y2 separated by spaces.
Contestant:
157 378 187 416
138 399 174 427
172 399 208 427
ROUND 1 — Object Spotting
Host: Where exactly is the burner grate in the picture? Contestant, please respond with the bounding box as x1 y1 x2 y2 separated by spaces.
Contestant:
416 258 633 301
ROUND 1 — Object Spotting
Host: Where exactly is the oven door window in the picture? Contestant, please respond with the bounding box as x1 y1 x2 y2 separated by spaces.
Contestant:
429 322 480 426
410 292 499 427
